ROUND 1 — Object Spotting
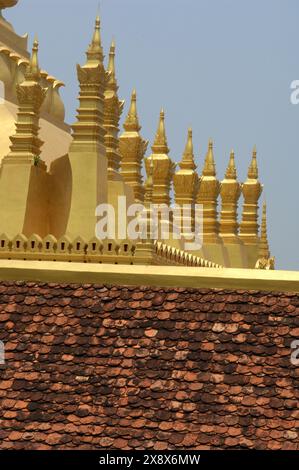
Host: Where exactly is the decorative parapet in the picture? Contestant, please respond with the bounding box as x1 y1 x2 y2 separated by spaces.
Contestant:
0 234 222 268
0 233 136 265
154 241 222 268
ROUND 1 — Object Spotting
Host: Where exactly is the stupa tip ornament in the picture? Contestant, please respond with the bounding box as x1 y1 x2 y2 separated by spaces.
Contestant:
86 14 103 63
225 149 237 179
24 35 40 81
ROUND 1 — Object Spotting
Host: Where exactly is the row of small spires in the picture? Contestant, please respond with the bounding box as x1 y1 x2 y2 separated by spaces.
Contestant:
23 17 260 189
25 20 259 182
127 95 260 181
6 14 270 262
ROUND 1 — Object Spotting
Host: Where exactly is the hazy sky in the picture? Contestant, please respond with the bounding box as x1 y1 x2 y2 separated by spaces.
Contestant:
6 0 299 270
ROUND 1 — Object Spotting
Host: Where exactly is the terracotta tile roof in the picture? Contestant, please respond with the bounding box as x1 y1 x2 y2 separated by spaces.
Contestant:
0 281 298 450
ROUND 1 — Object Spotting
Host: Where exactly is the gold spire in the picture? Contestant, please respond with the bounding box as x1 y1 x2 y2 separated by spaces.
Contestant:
173 128 199 236
180 128 196 170
259 201 270 258
120 89 148 202
4 33 46 165
152 109 169 154
103 36 124 180
196 139 220 242
248 145 258 179
86 15 103 63
25 36 40 81
219 149 241 241
123 89 141 132
202 139 216 176
145 109 174 206
239 146 263 246
225 149 237 179
107 39 117 90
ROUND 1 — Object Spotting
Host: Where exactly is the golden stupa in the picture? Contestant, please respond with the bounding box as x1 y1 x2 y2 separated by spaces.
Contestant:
0 2 274 270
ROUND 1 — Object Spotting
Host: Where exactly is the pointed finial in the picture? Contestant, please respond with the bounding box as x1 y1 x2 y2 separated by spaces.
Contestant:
248 145 258 179
202 138 216 176
107 38 117 89
225 149 237 179
259 200 270 258
180 127 196 170
152 108 169 153
86 14 104 63
25 35 40 81
185 128 193 154
123 88 141 132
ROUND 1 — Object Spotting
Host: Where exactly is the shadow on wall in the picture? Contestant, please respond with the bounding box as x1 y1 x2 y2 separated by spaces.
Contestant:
48 154 72 238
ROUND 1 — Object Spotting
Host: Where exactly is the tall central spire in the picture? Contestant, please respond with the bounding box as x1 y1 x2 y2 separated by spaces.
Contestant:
70 14 107 149
66 14 108 240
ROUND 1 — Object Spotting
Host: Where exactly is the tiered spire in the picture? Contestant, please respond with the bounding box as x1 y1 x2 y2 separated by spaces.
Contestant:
239 146 263 244
219 150 241 242
196 139 220 243
255 200 275 269
70 15 107 151
0 37 48 238
145 109 175 206
119 89 148 202
5 37 46 163
104 39 124 180
259 201 270 259
173 128 199 237
66 15 108 239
